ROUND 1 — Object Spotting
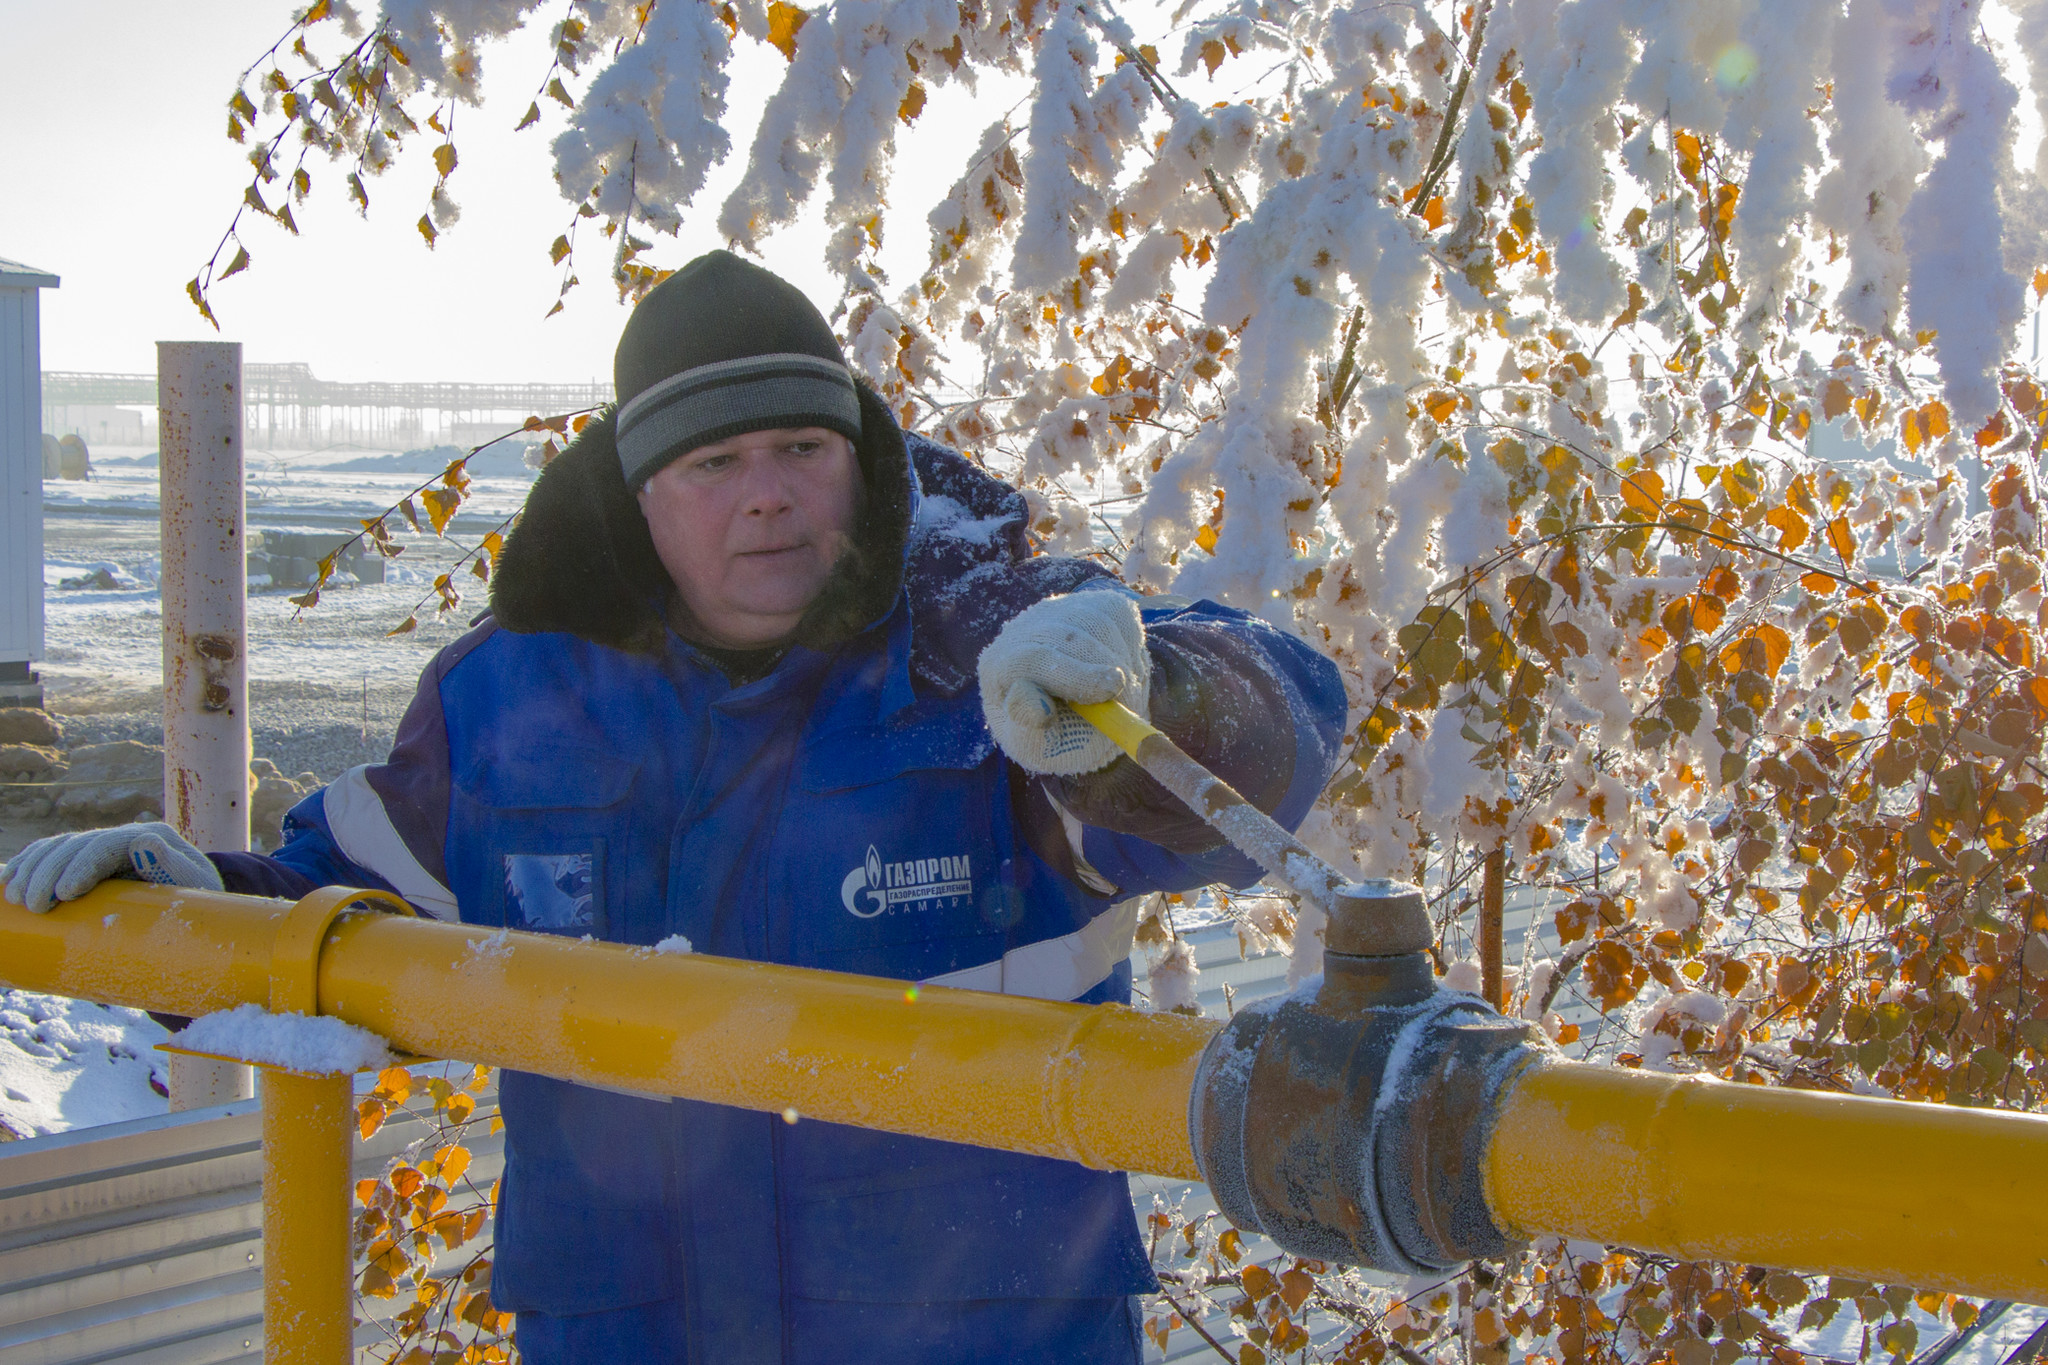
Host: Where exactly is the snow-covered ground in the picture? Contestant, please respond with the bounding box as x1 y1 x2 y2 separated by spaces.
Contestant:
40 445 535 717
0 990 169 1138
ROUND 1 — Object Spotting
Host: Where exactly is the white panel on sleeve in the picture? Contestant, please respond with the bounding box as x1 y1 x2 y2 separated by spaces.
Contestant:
923 896 1143 1002
323 765 459 920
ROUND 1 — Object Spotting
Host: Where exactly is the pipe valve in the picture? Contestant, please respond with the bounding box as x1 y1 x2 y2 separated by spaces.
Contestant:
1189 880 1546 1274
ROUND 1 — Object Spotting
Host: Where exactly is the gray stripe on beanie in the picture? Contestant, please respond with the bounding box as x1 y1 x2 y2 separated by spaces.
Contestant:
617 352 860 487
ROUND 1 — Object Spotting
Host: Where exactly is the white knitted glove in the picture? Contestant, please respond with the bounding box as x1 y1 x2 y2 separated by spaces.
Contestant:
1 823 224 915
978 591 1150 775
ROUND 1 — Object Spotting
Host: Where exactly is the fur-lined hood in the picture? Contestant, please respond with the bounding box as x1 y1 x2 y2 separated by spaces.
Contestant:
490 381 1112 695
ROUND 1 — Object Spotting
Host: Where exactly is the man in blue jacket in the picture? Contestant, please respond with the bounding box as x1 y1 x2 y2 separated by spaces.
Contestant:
4 252 1345 1362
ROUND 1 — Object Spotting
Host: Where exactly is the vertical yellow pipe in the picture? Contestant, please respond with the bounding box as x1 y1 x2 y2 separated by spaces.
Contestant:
1485 1061 2048 1303
260 1068 355 1365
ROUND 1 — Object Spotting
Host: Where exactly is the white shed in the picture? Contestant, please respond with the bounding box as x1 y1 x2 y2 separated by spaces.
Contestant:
0 257 59 708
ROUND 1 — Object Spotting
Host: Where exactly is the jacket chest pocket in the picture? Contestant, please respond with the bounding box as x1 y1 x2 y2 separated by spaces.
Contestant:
451 751 639 937
785 705 1013 980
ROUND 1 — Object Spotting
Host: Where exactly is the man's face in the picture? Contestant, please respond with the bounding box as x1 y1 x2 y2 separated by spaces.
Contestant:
636 426 861 649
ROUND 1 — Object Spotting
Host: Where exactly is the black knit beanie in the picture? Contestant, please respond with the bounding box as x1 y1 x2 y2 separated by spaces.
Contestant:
613 251 863 490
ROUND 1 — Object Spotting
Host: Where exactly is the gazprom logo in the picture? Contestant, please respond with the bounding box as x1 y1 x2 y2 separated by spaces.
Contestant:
841 843 974 919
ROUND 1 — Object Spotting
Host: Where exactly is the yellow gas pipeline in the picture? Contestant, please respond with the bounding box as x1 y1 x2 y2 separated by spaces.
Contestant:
1 698 2046 1309
8 879 1216 1180
5 875 2048 1304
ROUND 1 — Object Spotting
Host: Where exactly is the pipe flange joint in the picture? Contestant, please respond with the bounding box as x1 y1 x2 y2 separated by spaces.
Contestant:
1188 881 1545 1274
270 886 415 1018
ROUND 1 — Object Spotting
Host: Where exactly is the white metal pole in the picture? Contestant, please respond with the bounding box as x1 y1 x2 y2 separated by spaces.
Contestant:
157 342 255 1108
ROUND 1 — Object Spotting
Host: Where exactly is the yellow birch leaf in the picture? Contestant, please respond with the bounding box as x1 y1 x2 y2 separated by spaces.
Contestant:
1721 623 1792 676
221 247 251 280
1822 378 1852 420
386 615 418 637
1673 130 1702 182
1194 523 1220 554
1424 390 1458 421
1824 515 1854 564
423 487 461 533
417 215 438 248
1619 469 1664 518
898 82 926 123
515 101 540 131
766 1 808 59
438 1145 473 1184
185 278 218 329
1720 458 1763 507
433 142 458 178
1765 503 1809 551
1200 38 1227 75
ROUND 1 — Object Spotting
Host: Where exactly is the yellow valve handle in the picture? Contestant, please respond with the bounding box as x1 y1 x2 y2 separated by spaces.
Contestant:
1066 697 1159 759
1067 698 1354 914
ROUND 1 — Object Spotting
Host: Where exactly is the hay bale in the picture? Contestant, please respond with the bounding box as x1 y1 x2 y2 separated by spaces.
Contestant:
0 710 61 748
56 435 89 481
0 744 63 783
53 742 164 826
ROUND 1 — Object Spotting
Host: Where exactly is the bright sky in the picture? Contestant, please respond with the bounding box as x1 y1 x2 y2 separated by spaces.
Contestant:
0 1 1003 385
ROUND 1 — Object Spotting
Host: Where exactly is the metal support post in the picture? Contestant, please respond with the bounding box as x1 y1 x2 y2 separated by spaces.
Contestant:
258 1068 355 1364
157 341 254 1109
1480 845 1505 1012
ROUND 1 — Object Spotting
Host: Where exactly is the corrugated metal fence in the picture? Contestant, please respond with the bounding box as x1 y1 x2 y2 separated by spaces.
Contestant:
0 1094 504 1364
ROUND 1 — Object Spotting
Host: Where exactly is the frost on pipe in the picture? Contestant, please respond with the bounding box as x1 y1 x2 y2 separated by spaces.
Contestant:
1186 879 1541 1275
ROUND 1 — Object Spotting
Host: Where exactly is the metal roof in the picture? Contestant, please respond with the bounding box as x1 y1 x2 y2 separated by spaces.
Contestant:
0 259 58 289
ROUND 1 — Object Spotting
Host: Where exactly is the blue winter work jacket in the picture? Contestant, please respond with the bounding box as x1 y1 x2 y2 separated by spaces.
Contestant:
214 400 1345 1363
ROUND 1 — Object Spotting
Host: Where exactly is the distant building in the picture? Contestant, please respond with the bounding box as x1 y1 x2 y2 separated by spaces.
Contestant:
0 257 58 708
41 366 609 453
